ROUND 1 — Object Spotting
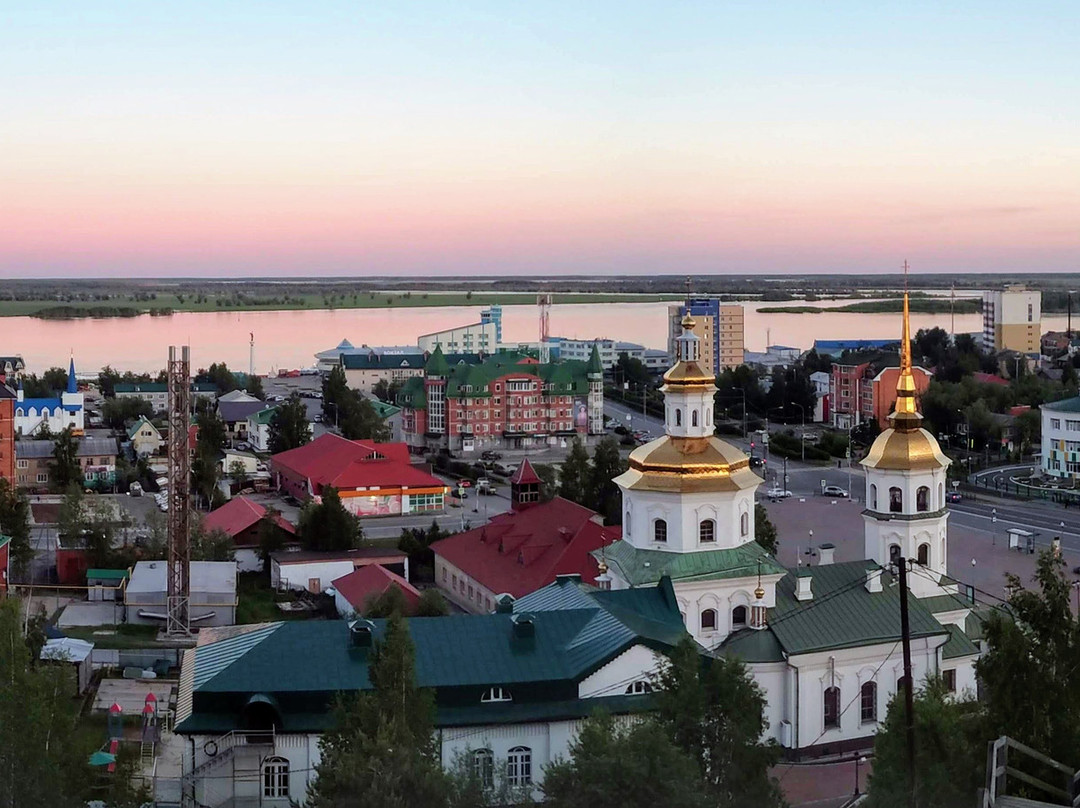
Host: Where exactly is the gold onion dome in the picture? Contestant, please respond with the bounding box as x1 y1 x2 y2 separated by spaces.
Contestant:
754 585 766 600
616 435 763 493
862 283 950 472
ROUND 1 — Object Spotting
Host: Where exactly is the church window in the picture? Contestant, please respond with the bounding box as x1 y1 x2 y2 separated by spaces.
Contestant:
939 483 944 504
897 675 910 695
740 512 749 537
889 487 903 513
472 749 494 790
732 605 747 627
860 682 877 723
701 609 717 631
625 681 653 695
654 519 667 543
507 747 532 787
692 410 698 427
675 409 682 426
917 543 930 566
916 486 930 512
889 544 901 565
699 519 715 543
262 757 289 798
823 686 840 729
870 484 877 510
943 669 956 693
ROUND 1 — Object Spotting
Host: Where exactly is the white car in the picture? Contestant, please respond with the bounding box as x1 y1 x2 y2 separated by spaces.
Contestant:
822 485 848 498
766 487 792 499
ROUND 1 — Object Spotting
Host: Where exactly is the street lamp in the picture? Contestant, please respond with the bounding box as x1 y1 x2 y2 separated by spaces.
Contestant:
792 402 807 461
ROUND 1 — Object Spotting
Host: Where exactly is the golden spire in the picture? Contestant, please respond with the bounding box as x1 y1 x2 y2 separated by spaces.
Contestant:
892 260 920 427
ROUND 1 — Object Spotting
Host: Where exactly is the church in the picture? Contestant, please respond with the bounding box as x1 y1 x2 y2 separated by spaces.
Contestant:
13 357 86 437
596 296 983 758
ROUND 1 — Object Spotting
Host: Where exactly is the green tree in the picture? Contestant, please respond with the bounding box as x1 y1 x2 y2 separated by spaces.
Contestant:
589 436 626 524
339 393 391 442
41 366 69 392
97 365 121 398
228 459 248 489
415 589 449 617
615 351 651 388
269 394 312 454
542 713 708 808
654 638 783 808
977 550 1080 768
195 362 240 394
558 438 591 505
322 365 350 418
190 515 236 562
51 428 83 490
195 407 227 457
754 504 778 556
245 374 265 399
257 506 288 573
101 396 154 429
307 615 446 808
0 599 89 808
191 450 220 510
851 417 882 447
372 378 404 403
0 479 33 577
532 463 558 502
866 677 985 808
298 487 361 552
364 585 410 618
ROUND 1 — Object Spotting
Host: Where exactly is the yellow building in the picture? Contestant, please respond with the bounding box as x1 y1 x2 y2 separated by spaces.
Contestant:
982 287 1040 353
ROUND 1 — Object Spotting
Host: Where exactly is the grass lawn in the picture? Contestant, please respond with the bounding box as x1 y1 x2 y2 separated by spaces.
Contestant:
236 572 312 624
62 623 162 650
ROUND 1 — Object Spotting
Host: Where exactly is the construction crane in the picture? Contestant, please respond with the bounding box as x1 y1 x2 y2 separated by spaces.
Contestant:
166 345 191 637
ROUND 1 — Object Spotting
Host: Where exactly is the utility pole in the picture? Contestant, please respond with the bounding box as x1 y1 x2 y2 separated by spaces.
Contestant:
166 345 192 638
898 556 916 808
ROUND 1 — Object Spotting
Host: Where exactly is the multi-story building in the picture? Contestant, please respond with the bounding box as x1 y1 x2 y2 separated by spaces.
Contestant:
397 347 604 452
1040 397 1080 481
668 298 744 375
557 338 668 373
983 287 1041 354
14 437 118 490
830 352 932 430
418 321 499 355
0 355 25 383
114 381 217 411
13 358 85 437
340 351 429 394
0 385 15 485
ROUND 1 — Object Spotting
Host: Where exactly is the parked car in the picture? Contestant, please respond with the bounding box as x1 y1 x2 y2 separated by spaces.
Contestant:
748 456 764 469
235 441 251 451
946 491 962 503
481 450 502 461
128 482 143 497
822 485 848 498
477 477 492 493
766 487 792 500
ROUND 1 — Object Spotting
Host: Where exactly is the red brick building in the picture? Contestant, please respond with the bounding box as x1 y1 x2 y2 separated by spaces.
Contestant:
830 354 932 430
0 385 15 486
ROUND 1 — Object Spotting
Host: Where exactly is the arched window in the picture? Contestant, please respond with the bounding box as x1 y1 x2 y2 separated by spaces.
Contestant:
889 544 901 565
860 681 877 723
699 519 715 543
701 608 717 631
654 519 667 543
740 511 749 537
870 484 878 510
675 409 682 426
823 686 840 729
625 510 631 538
889 487 903 513
481 687 512 703
917 543 930 566
473 749 494 790
262 756 289 799
732 605 748 627
507 746 532 787
692 410 699 427
706 409 712 426
897 675 910 695
626 680 653 695
938 483 944 505
917 486 930 512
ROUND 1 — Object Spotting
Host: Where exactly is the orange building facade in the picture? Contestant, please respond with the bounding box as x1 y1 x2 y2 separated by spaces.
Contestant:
831 358 931 430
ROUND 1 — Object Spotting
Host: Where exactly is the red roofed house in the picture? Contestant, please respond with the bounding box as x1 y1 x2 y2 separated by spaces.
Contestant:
331 564 422 617
270 433 448 517
431 460 619 614
203 495 297 572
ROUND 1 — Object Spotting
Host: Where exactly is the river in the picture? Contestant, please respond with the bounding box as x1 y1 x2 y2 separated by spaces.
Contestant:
0 297 1069 375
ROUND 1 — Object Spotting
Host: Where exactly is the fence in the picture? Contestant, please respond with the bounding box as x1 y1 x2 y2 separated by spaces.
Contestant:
91 648 181 671
970 473 1080 506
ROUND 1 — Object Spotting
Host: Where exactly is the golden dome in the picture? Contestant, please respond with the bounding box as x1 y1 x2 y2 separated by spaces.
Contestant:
681 312 697 330
614 435 763 493
662 360 715 387
862 426 950 471
754 585 765 600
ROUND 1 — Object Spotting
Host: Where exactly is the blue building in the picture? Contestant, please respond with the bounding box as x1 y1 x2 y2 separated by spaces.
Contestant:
813 339 899 356
14 357 85 437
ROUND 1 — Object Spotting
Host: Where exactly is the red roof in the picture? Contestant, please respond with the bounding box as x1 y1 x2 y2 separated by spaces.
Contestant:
203 496 295 543
331 565 422 613
271 433 444 492
973 372 1010 387
510 458 541 486
431 497 620 599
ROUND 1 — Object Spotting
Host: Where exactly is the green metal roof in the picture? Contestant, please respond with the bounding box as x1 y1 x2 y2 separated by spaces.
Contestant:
397 376 427 409
721 627 786 663
1041 396 1080 412
766 561 950 656
250 406 278 425
125 416 158 440
424 345 450 377
369 400 401 419
941 623 979 660
598 539 786 586
920 593 974 615
587 344 603 375
86 568 130 581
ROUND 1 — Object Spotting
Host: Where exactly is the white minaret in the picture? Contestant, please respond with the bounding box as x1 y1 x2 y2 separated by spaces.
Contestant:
861 290 951 597
663 314 715 439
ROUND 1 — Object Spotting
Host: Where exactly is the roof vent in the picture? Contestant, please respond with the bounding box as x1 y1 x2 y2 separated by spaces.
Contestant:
865 568 883 594
495 594 515 614
348 619 375 648
795 569 813 601
511 612 535 638
818 543 835 566
558 526 572 541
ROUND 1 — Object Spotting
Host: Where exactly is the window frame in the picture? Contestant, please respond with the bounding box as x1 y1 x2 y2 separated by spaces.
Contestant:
700 608 717 631
653 519 667 543
823 686 841 730
506 746 532 787
262 756 289 799
860 681 877 724
732 605 748 627
699 518 715 544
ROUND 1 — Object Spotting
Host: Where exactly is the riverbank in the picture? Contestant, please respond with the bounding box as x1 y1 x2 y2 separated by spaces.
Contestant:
757 299 982 315
1 291 682 320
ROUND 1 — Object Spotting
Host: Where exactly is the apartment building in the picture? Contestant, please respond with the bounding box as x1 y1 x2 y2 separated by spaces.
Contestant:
830 353 931 430
982 287 1041 353
668 299 744 375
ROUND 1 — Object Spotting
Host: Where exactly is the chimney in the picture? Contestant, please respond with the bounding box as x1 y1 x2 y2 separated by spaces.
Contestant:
818 543 835 566
495 593 515 614
865 568 883 593
349 619 375 649
795 568 813 601
511 612 535 638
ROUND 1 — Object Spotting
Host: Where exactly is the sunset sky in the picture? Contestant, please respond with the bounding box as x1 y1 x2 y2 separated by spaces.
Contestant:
2 1 1077 277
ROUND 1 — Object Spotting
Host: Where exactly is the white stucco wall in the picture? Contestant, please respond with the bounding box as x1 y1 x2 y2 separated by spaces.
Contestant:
621 487 756 553
577 644 665 698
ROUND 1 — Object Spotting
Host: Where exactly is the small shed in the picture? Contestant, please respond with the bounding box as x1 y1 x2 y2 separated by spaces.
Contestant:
1007 528 1035 554
87 568 129 601
40 637 95 694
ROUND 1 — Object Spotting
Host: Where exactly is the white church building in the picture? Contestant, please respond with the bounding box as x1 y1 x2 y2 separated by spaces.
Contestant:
598 302 983 758
13 357 85 437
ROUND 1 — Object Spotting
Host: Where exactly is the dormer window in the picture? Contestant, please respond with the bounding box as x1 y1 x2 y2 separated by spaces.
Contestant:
481 687 512 703
625 680 653 695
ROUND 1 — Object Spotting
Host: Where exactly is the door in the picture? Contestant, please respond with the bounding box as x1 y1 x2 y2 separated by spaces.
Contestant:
308 578 321 594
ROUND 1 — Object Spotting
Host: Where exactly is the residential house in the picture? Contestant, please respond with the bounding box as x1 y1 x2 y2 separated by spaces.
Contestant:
369 399 402 442
203 495 297 571
175 575 687 805
246 406 277 452
127 416 163 457
810 371 830 423
270 548 409 594
0 355 26 382
115 381 217 411
218 399 267 444
270 432 447 517
331 564 422 617
15 436 118 490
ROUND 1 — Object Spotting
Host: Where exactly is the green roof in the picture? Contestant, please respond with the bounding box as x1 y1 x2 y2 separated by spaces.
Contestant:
721 627 786 663
398 354 592 409
125 416 158 440
86 568 130 581
251 406 278 425
424 345 450 377
397 376 427 409
920 593 974 615
598 539 786 586
369 400 401 419
765 561 950 656
587 344 603 375
941 623 979 660
1041 396 1080 412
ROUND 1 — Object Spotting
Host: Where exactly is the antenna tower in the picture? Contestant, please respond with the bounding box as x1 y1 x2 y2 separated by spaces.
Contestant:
166 345 192 637
538 294 552 364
